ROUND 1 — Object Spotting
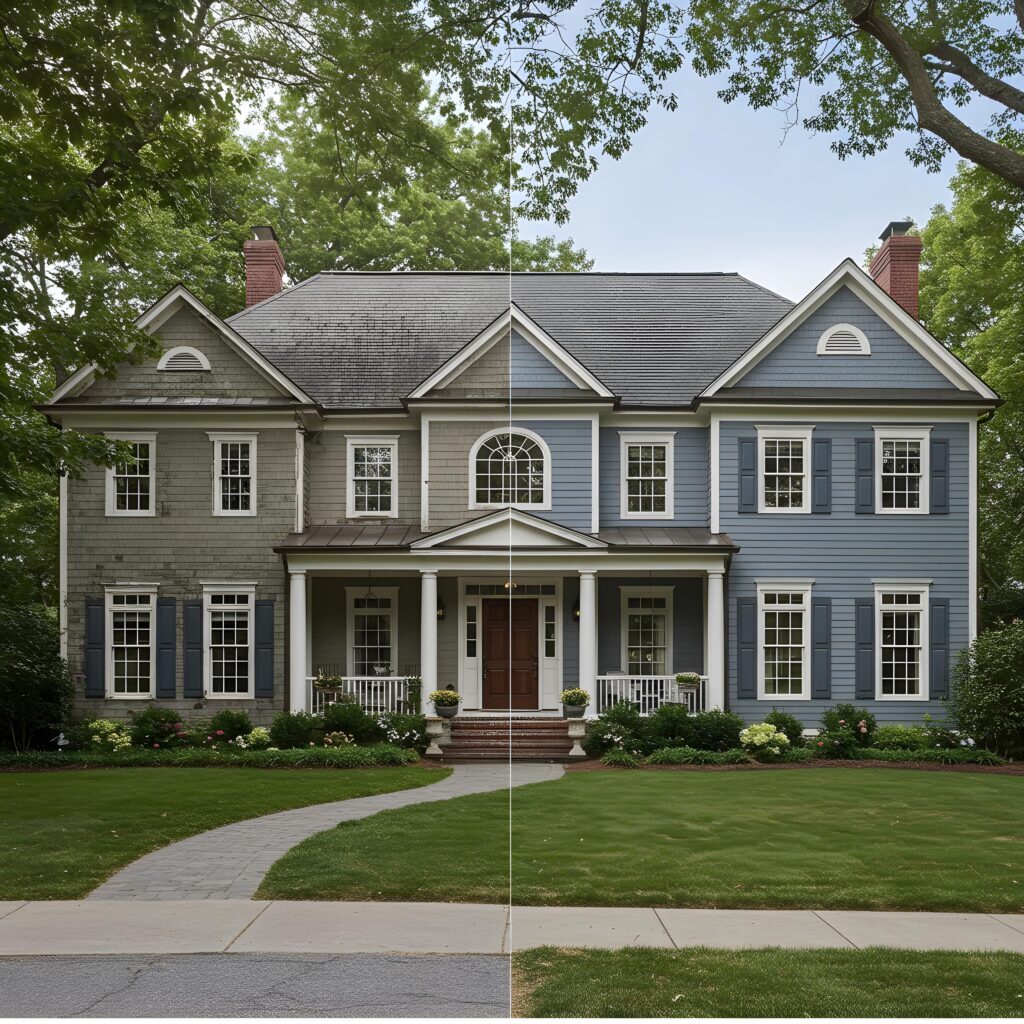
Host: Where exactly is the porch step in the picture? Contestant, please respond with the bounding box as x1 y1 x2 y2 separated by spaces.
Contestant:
438 716 577 762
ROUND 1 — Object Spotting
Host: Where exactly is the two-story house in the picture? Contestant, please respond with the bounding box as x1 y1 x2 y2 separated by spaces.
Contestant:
44 222 998 742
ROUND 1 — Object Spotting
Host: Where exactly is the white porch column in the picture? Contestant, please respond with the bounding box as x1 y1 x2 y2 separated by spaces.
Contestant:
420 570 439 703
288 569 307 713
705 570 726 710
578 570 598 718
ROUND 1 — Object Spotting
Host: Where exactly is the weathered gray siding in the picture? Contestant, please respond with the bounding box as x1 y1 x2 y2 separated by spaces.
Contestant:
720 419 970 725
66 426 295 723
740 287 956 389
436 330 576 398
599 427 709 528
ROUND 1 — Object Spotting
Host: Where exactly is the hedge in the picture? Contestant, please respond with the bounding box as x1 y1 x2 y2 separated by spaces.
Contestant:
857 747 1007 766
641 746 1005 767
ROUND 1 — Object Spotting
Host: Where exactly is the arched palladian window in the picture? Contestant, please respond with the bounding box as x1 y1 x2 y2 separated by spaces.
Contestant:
470 429 550 509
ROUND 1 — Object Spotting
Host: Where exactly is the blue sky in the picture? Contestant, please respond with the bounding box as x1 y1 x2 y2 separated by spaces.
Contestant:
531 70 958 300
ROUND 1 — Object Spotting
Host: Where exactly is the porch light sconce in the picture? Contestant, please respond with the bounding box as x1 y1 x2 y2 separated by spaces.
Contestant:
572 600 580 621
436 597 447 621
504 579 518 591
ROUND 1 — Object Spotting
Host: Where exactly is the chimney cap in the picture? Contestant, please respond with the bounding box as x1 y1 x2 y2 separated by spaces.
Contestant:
252 225 278 242
879 220 914 241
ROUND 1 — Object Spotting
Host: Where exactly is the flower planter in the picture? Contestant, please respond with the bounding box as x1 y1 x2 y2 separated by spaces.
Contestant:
435 704 459 719
562 704 586 719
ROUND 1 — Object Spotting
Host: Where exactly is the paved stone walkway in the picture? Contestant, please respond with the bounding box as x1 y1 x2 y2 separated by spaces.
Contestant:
89 764 563 901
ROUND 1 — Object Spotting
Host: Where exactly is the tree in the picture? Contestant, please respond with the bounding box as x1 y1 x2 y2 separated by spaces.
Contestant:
919 137 1024 626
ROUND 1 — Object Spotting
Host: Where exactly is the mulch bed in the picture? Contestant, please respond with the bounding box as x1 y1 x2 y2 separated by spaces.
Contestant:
565 758 1024 776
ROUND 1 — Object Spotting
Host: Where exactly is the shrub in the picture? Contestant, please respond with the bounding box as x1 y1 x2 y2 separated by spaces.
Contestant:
0 603 74 751
821 704 876 746
860 746 1006 766
949 621 1024 758
920 714 962 749
323 730 354 746
645 746 748 766
601 747 641 768
83 719 133 752
209 709 253 739
683 709 744 751
873 724 929 751
646 703 691 747
129 706 188 748
764 709 805 747
377 712 427 753
322 701 384 744
740 723 791 761
269 710 320 749
239 726 271 750
811 727 860 759
582 700 649 757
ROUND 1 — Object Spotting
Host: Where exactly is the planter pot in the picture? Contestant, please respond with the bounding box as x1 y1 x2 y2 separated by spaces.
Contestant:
435 705 459 719
563 704 586 719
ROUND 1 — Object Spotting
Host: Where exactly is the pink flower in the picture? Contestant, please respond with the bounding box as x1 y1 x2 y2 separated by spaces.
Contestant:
817 741 824 747
206 735 212 741
215 729 225 736
152 743 160 749
838 719 846 726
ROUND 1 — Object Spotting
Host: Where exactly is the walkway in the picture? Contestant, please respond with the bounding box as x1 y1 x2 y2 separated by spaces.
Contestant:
1 901 1023 955
88 764 563 901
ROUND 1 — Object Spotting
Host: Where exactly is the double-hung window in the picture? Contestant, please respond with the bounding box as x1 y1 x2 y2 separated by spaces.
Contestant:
203 585 255 698
346 587 398 676
105 433 156 517
208 433 257 516
875 583 929 699
346 436 399 518
105 586 157 698
757 581 812 700
875 427 929 514
619 432 674 519
757 426 812 513
621 588 673 675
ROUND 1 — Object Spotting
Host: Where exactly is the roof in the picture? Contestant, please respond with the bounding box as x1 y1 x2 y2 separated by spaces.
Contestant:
228 272 794 409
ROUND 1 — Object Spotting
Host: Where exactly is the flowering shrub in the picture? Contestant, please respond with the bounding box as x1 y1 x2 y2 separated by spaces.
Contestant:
740 722 791 760
764 709 805 747
129 706 188 748
323 730 354 746
559 688 590 707
601 747 641 768
429 689 461 707
820 704 876 745
376 712 427 753
209 709 253 738
812 727 860 759
87 719 133 752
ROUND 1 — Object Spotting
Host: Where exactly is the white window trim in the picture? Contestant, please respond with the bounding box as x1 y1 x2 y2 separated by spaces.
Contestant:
208 432 258 518
345 435 400 519
157 345 211 371
618 431 675 520
874 580 930 701
756 579 813 701
104 432 156 518
619 586 674 675
874 426 930 515
345 586 400 677
202 583 256 701
816 323 871 356
756 425 813 515
104 583 158 700
469 427 552 511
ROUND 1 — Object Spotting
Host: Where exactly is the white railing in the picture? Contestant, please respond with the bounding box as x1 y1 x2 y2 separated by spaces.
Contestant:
307 676 413 715
595 675 707 716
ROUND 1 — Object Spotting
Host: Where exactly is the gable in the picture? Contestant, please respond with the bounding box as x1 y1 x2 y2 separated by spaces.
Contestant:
413 508 605 549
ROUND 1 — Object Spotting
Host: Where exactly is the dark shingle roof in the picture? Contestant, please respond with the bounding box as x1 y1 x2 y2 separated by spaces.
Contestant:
227 272 793 409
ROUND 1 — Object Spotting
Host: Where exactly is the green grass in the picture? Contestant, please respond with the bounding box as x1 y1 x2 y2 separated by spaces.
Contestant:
0 766 448 899
513 947 1024 1017
258 768 1024 912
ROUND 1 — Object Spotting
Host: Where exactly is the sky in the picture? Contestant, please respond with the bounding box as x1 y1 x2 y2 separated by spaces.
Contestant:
530 70 959 300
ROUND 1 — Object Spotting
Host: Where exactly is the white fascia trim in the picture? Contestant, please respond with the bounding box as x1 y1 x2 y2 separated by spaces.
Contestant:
469 426 552 512
207 432 258 518
873 581 930 701
709 413 720 534
816 322 871 356
407 305 615 398
756 579 813 702
756 425 813 515
969 416 978 640
591 415 600 534
411 507 608 550
104 431 157 518
618 430 675 520
294 429 305 533
59 473 68 661
873 426 930 515
701 260 998 400
345 435 400 519
421 418 430 531
157 345 211 371
104 584 159 700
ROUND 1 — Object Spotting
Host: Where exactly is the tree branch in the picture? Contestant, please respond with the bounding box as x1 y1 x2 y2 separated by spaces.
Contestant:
925 40 1024 116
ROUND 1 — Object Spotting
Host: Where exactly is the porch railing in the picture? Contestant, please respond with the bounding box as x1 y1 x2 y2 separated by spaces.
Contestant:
307 676 413 715
595 675 707 716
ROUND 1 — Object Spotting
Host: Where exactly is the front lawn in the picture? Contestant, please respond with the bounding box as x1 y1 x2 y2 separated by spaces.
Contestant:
258 768 1024 912
513 948 1024 1017
0 766 448 900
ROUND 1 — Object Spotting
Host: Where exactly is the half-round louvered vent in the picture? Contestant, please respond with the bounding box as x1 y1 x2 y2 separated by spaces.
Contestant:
816 324 870 356
157 346 211 372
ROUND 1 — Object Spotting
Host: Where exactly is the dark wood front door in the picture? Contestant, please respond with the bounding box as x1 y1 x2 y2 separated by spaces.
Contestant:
482 599 539 710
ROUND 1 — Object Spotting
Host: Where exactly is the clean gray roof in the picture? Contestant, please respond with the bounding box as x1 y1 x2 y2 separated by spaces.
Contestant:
228 272 794 409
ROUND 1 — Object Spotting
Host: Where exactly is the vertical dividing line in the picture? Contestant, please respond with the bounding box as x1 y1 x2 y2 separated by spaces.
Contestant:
505 1 514 996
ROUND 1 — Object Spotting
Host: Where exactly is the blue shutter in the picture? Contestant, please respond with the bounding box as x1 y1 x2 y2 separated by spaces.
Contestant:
930 438 949 514
254 599 275 698
930 598 950 698
182 599 203 698
811 597 831 699
84 598 104 698
811 438 831 514
855 438 874 514
737 597 757 698
155 597 176 698
738 438 757 513
854 598 875 699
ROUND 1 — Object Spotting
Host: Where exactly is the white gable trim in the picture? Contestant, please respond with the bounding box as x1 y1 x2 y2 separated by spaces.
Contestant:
49 285 313 404
700 260 998 400
408 304 615 399
411 507 607 550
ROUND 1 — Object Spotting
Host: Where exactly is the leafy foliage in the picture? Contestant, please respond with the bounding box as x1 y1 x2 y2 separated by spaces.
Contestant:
601 747 642 768
820 704 876 745
764 709 806 747
269 710 320 750
873 725 931 751
209 709 254 740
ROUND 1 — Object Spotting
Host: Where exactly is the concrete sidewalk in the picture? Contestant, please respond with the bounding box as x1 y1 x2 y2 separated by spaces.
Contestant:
1 900 1023 956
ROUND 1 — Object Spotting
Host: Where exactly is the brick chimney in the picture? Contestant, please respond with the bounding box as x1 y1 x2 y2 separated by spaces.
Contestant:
243 225 286 307
868 220 922 319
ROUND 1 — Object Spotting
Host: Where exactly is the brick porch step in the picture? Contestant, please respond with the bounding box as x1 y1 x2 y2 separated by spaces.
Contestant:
438 716 578 763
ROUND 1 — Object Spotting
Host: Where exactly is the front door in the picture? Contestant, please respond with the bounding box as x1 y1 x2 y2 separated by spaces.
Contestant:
482 598 539 710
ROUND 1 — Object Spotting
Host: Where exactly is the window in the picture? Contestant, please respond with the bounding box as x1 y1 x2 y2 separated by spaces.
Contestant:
544 605 556 658
346 436 398 518
105 433 156 517
875 427 930 514
757 426 812 513
757 582 812 700
619 432 675 519
875 583 929 699
620 588 674 676
157 346 211 371
816 324 871 356
465 604 477 658
470 429 550 509
208 433 257 517
105 586 157 698
346 587 398 676
204 586 255 699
